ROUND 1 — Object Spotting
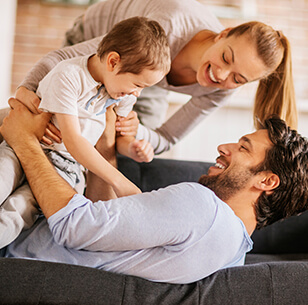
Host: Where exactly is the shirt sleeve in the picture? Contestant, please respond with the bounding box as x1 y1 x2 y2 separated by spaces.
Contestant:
47 183 216 252
19 36 102 93
136 91 232 154
37 69 80 116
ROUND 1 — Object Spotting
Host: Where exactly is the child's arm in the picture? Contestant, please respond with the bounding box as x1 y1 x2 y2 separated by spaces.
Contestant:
117 135 154 163
55 113 141 197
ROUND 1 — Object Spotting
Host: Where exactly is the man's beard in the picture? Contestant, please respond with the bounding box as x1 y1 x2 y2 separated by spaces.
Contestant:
198 167 255 201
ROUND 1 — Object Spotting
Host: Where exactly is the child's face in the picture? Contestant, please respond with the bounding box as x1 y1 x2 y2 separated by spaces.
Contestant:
104 67 165 100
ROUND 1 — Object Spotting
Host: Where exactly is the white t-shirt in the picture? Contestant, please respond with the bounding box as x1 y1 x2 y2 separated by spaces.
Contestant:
37 54 136 160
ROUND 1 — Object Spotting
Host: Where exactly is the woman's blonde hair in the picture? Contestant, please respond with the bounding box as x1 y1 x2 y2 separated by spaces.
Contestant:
227 22 297 129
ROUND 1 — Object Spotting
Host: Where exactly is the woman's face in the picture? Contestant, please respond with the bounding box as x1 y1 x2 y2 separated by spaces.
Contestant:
196 32 268 90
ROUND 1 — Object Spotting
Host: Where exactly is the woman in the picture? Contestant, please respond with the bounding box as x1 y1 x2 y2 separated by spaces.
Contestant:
16 0 296 154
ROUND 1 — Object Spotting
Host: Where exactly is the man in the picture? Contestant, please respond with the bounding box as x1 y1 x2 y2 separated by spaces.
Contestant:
1 99 307 284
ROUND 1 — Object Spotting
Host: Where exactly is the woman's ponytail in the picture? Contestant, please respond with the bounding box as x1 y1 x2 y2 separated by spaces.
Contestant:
254 34 297 129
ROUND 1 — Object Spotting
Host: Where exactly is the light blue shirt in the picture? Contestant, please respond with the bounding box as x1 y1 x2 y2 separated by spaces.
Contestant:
6 183 252 284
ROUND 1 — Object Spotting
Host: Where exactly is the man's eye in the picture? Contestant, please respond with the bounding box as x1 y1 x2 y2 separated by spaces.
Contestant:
240 145 248 151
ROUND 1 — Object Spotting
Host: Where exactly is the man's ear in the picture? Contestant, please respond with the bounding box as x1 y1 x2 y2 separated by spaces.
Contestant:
214 27 233 42
254 173 280 193
106 52 121 72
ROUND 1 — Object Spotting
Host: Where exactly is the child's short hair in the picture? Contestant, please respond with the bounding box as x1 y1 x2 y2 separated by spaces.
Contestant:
97 16 170 75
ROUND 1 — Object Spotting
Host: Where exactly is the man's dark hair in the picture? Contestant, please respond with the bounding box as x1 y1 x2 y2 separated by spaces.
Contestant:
253 116 308 229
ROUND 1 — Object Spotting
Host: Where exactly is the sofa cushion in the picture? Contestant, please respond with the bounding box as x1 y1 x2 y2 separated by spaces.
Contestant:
1 258 308 305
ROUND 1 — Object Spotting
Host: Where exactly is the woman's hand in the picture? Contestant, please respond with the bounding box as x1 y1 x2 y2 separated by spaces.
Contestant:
15 87 62 144
15 86 42 114
41 121 62 145
115 111 139 137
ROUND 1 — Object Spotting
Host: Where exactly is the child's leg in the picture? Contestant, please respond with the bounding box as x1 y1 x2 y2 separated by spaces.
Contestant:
0 182 39 248
0 141 25 204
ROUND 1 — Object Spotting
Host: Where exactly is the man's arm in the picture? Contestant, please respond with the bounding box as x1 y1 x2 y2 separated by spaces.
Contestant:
0 98 76 219
55 113 141 197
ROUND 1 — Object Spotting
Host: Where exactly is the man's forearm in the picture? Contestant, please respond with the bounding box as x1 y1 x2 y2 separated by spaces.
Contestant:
0 99 76 219
13 137 76 219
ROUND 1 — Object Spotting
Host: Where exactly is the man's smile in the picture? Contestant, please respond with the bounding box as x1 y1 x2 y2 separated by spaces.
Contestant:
214 161 226 169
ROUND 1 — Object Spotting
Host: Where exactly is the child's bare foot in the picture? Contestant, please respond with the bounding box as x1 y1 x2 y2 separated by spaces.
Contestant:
129 139 154 163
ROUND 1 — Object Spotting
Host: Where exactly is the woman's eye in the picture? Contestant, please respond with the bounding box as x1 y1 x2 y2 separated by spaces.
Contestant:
233 75 240 84
222 53 228 64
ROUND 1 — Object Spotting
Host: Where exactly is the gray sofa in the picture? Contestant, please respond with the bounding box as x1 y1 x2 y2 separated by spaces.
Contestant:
1 107 308 304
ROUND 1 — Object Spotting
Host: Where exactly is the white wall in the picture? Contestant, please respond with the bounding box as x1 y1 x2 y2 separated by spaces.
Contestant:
0 0 17 108
161 87 308 163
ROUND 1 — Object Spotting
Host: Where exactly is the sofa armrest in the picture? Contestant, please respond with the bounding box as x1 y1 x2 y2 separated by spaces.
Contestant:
250 210 308 254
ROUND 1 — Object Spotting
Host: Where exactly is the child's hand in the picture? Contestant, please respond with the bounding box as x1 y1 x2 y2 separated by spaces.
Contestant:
129 139 154 163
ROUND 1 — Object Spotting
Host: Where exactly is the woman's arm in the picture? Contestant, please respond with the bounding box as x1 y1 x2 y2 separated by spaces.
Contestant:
56 113 141 197
19 36 102 93
137 92 232 154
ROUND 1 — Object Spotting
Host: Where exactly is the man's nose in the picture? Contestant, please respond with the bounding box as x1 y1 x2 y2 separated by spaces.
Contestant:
217 143 232 156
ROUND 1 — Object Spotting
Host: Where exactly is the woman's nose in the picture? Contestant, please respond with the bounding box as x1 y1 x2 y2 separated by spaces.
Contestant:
216 67 230 81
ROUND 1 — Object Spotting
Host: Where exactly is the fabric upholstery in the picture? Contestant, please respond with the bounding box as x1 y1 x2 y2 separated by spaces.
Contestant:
1 258 308 305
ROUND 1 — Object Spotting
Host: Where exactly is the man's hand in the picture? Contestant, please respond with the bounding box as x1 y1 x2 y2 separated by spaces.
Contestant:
0 98 51 151
15 87 62 145
116 111 139 137
0 98 76 219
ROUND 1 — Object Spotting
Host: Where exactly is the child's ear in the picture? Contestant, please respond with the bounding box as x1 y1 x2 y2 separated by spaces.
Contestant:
254 173 280 194
106 52 121 71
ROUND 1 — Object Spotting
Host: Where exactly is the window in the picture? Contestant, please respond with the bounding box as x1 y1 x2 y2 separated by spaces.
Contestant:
198 0 257 18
